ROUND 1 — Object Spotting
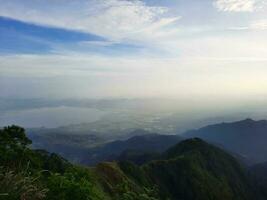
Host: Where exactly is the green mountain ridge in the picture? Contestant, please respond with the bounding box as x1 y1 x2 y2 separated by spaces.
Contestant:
0 125 265 200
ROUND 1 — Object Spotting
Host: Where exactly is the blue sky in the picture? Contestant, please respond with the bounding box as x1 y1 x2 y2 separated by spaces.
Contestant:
0 0 267 100
0 16 106 54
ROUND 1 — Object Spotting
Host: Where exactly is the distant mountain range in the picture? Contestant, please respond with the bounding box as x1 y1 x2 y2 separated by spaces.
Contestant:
82 132 182 165
28 118 267 165
183 119 267 164
27 128 182 165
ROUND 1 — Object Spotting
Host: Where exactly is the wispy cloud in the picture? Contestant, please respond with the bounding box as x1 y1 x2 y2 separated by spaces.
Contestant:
214 0 257 12
0 0 180 46
229 19 267 30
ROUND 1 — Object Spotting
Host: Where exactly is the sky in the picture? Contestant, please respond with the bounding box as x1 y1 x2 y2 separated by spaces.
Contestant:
1 0 267 101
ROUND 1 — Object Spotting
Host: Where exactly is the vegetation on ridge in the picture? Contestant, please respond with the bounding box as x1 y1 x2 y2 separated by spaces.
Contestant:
0 125 266 200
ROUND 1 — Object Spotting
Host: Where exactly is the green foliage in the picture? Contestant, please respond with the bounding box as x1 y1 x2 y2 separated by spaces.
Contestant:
119 161 150 186
112 176 160 200
44 166 108 200
94 162 160 200
144 138 252 200
0 126 262 200
115 185 160 200
0 168 47 200
0 126 108 200
0 125 31 168
0 125 31 147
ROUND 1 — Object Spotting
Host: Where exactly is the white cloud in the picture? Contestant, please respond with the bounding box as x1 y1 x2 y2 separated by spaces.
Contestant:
250 19 267 29
214 0 257 12
0 0 180 45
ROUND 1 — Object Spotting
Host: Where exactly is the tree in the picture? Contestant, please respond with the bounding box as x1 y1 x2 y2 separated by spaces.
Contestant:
0 125 31 147
0 125 32 168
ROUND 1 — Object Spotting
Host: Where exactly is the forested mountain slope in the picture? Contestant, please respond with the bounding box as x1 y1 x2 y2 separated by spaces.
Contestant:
0 125 266 200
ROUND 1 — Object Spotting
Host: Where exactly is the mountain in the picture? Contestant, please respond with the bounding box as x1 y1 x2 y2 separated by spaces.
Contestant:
183 119 267 164
28 128 182 165
249 162 267 199
27 128 105 163
117 149 160 165
82 132 183 165
26 126 161 156
1 125 266 200
142 138 252 200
